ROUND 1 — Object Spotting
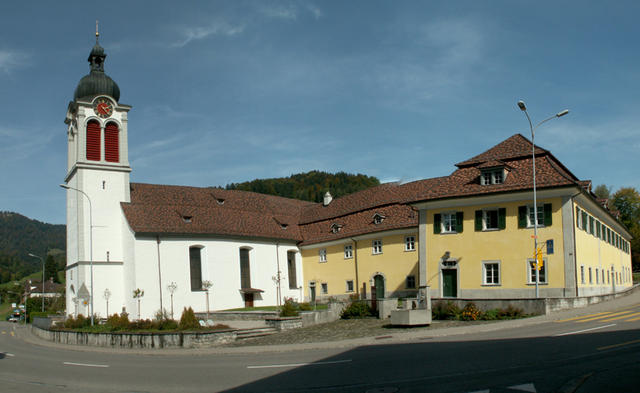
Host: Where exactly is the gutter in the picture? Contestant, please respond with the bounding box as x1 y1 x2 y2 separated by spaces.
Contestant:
156 235 163 313
351 237 360 297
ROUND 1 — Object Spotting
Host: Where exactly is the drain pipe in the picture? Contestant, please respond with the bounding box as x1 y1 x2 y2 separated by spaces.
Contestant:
351 238 359 297
156 235 164 313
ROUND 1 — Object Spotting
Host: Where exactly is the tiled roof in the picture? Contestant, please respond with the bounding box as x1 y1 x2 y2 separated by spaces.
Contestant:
456 134 547 167
299 204 418 246
122 183 314 241
120 134 591 245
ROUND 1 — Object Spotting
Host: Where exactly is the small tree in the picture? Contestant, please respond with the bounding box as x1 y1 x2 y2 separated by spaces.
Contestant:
179 306 200 330
133 288 144 320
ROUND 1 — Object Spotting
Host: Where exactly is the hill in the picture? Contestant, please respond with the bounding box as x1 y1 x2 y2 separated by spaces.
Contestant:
0 211 66 283
225 170 380 203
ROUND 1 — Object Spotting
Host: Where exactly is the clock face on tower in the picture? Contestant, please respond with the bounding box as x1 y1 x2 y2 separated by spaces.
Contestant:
93 97 114 118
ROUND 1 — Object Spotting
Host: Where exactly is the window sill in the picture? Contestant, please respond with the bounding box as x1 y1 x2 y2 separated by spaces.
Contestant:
319 261 327 263
526 283 548 286
481 283 501 287
372 252 383 256
482 228 500 232
404 249 416 252
344 256 353 260
440 231 458 235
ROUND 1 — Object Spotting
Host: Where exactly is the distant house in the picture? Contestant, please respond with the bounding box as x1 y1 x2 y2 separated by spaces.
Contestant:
24 278 63 299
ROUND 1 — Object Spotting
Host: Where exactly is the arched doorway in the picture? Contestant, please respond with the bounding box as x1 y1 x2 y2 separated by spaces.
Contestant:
374 274 385 300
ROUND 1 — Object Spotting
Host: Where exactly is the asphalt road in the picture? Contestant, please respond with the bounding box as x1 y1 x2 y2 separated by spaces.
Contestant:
1 299 639 393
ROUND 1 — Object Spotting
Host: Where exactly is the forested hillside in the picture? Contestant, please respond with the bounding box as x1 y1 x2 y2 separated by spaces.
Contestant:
0 212 66 283
225 171 380 203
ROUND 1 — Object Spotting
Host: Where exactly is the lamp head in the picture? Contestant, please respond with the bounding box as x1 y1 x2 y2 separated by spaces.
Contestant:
517 101 527 111
60 184 70 189
556 109 569 117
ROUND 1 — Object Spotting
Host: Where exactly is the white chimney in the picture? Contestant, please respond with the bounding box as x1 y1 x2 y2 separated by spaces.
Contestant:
323 191 333 206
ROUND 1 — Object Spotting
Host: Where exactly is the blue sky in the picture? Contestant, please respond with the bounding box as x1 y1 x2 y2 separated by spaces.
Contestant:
1 1 639 225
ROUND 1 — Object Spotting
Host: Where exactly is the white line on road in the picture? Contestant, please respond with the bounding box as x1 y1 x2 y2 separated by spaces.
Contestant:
63 362 109 368
1 352 15 357
553 324 616 337
247 359 352 369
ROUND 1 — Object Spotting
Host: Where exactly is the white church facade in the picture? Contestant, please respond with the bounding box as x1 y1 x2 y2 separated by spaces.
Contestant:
64 36 307 319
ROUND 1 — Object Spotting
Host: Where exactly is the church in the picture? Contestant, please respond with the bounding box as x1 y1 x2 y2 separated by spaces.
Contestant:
64 35 633 320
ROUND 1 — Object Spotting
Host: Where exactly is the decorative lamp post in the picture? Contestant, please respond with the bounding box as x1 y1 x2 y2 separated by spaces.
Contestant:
133 288 144 320
517 100 569 298
27 252 45 312
103 288 112 317
167 282 177 320
202 281 212 321
60 183 95 326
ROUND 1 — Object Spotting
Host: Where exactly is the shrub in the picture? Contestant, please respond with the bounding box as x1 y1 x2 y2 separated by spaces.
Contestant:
298 302 313 311
340 300 373 319
483 309 500 320
64 314 91 329
106 312 130 331
179 307 200 330
498 305 524 319
280 298 299 317
460 302 481 321
432 301 462 320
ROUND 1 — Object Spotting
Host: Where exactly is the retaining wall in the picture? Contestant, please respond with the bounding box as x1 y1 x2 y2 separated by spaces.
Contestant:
30 325 236 349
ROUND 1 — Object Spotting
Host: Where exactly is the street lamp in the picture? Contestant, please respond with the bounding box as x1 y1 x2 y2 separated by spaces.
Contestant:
60 183 95 325
167 282 177 320
28 252 45 312
104 288 112 317
517 100 569 298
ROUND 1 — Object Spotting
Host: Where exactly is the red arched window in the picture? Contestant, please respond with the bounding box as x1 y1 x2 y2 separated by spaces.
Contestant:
86 120 101 161
104 122 119 163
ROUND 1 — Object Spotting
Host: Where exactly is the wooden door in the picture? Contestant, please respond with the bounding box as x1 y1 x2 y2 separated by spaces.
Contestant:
442 269 457 298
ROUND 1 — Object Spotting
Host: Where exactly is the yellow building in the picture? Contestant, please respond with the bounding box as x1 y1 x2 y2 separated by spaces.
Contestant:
299 134 633 301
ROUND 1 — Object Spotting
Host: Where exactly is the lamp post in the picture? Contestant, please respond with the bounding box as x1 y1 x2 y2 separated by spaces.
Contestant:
167 282 177 320
517 100 569 298
202 281 212 322
103 288 111 317
60 183 95 325
28 253 45 312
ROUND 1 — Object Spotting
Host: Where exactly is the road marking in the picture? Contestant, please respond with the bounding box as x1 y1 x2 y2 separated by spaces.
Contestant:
598 311 640 322
508 382 537 392
1 352 15 357
63 362 109 368
597 338 640 351
10 331 14 337
247 359 352 369
576 311 634 323
554 311 613 323
553 324 616 336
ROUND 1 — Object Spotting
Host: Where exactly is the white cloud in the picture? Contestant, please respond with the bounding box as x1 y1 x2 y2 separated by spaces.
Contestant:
0 50 29 73
259 2 323 21
172 21 245 48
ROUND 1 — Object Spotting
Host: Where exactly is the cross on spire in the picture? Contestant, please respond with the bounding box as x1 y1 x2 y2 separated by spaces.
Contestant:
95 20 100 44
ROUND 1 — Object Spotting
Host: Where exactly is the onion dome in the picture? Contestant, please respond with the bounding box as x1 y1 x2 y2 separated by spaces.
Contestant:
73 31 120 102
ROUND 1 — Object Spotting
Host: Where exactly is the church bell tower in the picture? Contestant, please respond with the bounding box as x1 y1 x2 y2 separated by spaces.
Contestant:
63 27 131 318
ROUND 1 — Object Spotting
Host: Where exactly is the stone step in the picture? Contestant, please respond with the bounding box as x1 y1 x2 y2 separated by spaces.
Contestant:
235 327 278 340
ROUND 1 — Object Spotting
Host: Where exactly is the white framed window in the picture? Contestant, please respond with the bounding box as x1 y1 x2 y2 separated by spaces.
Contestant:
588 267 592 284
319 248 327 263
483 209 499 230
372 239 383 255
373 213 385 225
527 258 547 284
406 275 416 289
527 205 545 227
595 268 599 284
602 269 605 284
481 169 504 185
442 213 457 233
580 266 585 284
405 236 416 251
483 261 501 285
344 244 353 259
346 280 354 292
321 282 328 294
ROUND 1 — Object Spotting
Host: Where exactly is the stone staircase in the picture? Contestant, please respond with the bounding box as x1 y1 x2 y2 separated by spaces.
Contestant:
235 326 278 340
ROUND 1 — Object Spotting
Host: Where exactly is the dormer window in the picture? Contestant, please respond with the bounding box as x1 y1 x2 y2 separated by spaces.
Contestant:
280 223 288 230
216 198 225 205
481 169 505 185
373 213 386 225
330 223 343 234
182 215 193 223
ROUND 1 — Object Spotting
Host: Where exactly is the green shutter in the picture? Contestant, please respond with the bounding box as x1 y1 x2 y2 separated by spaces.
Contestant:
498 208 506 229
543 203 552 226
518 206 527 228
596 221 601 238
582 212 588 231
575 206 580 227
434 214 441 234
475 210 483 231
456 212 464 233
